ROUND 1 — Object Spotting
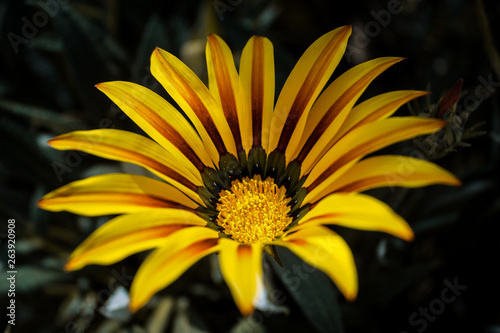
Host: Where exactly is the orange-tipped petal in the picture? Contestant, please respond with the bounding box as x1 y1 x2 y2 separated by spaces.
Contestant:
218 239 263 315
239 36 275 151
151 47 237 162
295 57 404 172
96 81 212 171
267 26 351 155
336 90 431 139
129 227 220 312
275 225 358 301
38 173 197 216
305 117 446 202
324 155 461 194
206 34 248 152
65 210 208 271
298 192 414 242
47 129 202 202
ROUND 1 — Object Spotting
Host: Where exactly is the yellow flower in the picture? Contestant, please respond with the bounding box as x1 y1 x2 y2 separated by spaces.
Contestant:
38 26 460 315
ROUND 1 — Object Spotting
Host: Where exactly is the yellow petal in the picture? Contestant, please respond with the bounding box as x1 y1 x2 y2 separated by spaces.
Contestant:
65 209 208 271
151 47 237 162
96 81 212 171
333 90 431 143
240 36 275 151
325 155 461 194
48 129 202 202
267 26 351 154
274 225 357 301
206 34 247 152
303 161 358 205
295 57 404 172
219 239 263 315
38 173 197 216
304 117 446 197
298 193 414 241
129 227 220 312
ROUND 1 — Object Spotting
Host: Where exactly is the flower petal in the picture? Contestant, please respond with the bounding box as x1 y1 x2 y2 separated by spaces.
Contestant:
295 57 404 172
151 47 237 162
333 90 431 142
240 36 275 151
298 193 414 241
65 209 208 271
96 81 212 170
267 26 351 154
206 34 247 152
129 227 220 312
304 117 446 202
274 225 357 301
325 155 461 194
48 129 202 202
218 239 263 315
38 173 197 216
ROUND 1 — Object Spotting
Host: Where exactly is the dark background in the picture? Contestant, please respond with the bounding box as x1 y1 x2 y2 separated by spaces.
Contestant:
1 0 499 332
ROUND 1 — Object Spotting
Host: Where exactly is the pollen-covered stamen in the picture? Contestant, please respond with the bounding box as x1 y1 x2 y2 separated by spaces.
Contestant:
216 176 292 243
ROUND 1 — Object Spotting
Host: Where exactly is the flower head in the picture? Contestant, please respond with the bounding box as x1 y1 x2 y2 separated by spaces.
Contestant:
39 26 460 315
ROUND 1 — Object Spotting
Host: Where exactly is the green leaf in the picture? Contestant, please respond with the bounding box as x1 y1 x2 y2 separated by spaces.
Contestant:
270 247 344 333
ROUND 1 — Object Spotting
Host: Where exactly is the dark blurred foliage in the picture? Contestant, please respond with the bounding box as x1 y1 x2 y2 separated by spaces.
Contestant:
1 0 499 332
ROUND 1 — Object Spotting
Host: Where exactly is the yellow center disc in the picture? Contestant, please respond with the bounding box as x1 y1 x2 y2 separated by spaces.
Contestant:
216 175 292 244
